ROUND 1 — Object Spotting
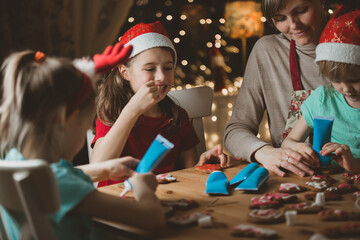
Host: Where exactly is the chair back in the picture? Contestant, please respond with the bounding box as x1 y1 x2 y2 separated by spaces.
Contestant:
0 159 59 240
86 86 213 160
168 86 213 158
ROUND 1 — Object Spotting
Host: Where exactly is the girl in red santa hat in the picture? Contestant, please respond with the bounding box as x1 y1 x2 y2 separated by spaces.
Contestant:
91 21 241 187
282 5 360 173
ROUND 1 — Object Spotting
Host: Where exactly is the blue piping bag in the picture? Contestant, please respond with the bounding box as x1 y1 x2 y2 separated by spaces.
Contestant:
312 116 334 167
235 167 269 191
120 134 174 197
205 171 229 195
229 162 259 186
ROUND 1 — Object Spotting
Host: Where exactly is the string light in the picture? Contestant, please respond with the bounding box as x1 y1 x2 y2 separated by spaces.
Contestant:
176 86 183 90
219 18 225 24
166 15 173 21
227 103 233 108
260 17 266 22
181 60 188 66
179 30 186 36
328 9 333 14
188 0 194 3
215 42 221 48
215 34 221 40
228 111 232 116
212 103 216 111
206 42 213 48
128 17 135 23
211 116 217 122
156 12 162 18
222 89 228 96
206 19 212 24
180 14 187 20
174 37 180 43
200 65 207 71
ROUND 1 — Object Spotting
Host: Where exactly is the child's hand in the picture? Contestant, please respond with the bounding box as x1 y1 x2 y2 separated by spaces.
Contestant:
93 42 133 73
129 173 158 193
320 142 360 172
126 80 164 116
106 156 139 181
197 144 242 168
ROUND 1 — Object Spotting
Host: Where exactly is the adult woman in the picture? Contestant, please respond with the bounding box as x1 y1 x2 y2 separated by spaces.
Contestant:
224 0 327 177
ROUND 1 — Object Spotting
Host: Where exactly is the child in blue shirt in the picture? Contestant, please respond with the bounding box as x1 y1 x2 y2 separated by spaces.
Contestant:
0 43 165 239
282 5 360 173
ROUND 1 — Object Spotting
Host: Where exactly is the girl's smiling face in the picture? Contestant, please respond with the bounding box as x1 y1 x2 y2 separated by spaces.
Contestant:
272 0 324 45
124 47 175 95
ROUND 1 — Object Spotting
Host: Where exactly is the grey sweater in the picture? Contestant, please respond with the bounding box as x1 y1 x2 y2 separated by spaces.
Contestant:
224 33 324 161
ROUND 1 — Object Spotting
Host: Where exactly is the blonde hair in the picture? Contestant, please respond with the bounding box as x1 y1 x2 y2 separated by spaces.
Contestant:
317 61 360 82
96 47 180 133
0 50 95 158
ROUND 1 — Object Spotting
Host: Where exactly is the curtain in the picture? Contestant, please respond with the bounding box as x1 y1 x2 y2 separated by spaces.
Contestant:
0 0 134 61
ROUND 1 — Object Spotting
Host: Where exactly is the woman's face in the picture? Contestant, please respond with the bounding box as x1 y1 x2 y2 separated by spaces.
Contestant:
272 0 324 45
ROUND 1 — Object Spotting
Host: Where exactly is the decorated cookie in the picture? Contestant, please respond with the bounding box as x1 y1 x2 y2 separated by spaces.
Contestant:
278 183 308 194
248 209 285 224
250 196 281 209
262 193 298 203
284 202 324 214
195 164 223 174
310 175 336 184
342 173 360 184
304 192 342 201
156 173 177 184
161 199 199 210
320 223 360 238
167 211 210 228
231 224 279 239
305 180 332 192
318 209 360 221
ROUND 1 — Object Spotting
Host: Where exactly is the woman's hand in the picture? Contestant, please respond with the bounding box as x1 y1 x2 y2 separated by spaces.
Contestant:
320 142 360 173
254 145 315 177
126 80 164 117
197 144 242 168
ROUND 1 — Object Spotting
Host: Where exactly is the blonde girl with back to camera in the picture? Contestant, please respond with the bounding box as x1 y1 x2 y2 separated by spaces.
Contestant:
0 44 166 239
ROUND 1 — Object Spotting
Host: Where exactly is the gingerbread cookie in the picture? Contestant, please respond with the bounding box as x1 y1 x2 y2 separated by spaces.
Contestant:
310 174 336 184
250 196 281 209
304 192 342 201
263 193 298 203
278 183 308 194
248 209 285 224
156 173 177 184
231 224 279 239
284 202 324 214
305 180 332 192
342 173 360 184
195 164 223 174
320 223 360 238
318 209 360 221
161 199 199 210
167 211 210 228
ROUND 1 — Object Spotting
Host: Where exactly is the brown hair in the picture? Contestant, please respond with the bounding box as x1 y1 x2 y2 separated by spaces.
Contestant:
317 61 360 82
0 50 95 158
96 47 180 133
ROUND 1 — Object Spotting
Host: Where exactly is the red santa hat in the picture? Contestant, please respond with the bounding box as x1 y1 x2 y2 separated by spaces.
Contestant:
119 21 176 63
315 5 360 65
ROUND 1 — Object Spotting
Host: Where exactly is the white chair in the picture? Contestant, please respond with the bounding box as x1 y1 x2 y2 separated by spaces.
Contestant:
168 86 213 158
86 86 213 160
0 159 60 240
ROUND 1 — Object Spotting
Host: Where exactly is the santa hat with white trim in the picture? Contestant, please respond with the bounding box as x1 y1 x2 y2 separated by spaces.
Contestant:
315 5 360 65
119 21 177 64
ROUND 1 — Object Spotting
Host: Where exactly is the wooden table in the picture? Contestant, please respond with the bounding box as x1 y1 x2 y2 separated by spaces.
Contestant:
97 162 360 239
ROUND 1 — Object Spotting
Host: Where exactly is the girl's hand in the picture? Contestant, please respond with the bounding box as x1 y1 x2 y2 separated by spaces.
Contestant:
105 156 139 181
320 142 360 173
197 144 242 168
255 145 315 177
129 173 158 193
283 142 320 169
126 81 164 116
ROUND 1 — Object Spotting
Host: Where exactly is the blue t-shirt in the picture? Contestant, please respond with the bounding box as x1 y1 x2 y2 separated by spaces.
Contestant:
1 148 95 240
301 85 360 158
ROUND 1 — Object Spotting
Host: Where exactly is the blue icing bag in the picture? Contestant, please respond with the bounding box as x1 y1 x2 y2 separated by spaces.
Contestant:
235 167 269 191
120 134 174 197
229 162 259 186
205 171 229 195
312 116 334 167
